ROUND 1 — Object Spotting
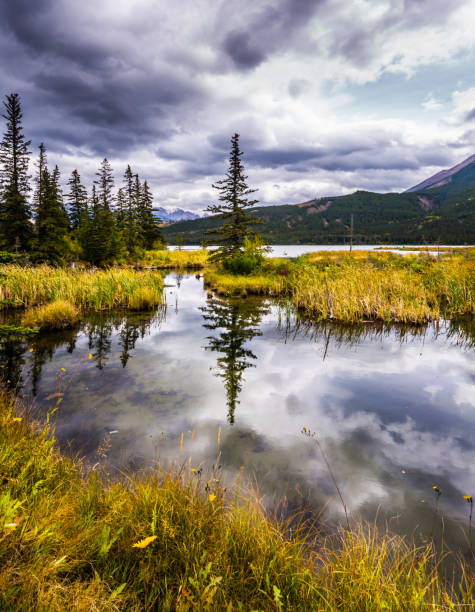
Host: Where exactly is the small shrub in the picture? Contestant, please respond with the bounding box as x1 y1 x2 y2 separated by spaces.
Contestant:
21 300 78 331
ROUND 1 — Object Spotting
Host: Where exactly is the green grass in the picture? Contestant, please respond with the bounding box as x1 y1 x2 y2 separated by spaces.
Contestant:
204 251 475 323
0 392 473 610
0 265 164 311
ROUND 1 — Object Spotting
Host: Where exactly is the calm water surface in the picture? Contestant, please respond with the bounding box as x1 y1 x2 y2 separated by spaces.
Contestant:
3 273 475 551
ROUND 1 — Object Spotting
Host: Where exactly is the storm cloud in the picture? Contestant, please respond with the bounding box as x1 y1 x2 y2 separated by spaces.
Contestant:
0 0 474 210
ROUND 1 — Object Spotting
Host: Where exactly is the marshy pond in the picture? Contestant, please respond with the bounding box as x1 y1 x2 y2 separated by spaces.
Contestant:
3 272 475 553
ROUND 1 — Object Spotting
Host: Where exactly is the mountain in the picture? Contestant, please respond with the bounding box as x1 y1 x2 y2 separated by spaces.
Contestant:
162 157 475 245
406 154 475 192
155 207 201 222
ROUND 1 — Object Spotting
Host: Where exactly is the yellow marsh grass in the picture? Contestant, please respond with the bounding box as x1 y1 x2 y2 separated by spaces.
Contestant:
0 392 472 610
291 257 474 323
205 252 475 323
0 265 164 311
204 269 286 296
142 248 209 269
21 300 78 331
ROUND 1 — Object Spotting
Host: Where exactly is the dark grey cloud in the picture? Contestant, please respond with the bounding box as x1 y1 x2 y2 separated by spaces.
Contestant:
220 0 325 69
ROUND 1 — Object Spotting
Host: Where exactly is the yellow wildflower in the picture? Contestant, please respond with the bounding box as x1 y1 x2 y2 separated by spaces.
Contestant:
11 417 22 422
463 495 472 503
132 535 157 549
191 468 196 473
88 353 93 360
208 494 216 502
61 368 66 372
240 466 245 470
29 348 33 353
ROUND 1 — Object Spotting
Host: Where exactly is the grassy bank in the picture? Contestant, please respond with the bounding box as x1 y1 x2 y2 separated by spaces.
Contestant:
0 393 473 610
205 251 475 324
141 249 209 269
0 265 164 311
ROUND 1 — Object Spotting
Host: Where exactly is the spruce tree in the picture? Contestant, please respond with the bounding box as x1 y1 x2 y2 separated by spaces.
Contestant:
123 164 137 251
138 180 162 248
33 142 47 219
115 187 126 227
81 160 122 265
206 133 259 265
0 93 33 251
66 169 88 230
34 163 69 263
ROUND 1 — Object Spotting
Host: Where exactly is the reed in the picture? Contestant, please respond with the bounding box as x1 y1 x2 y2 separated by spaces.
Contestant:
21 300 79 331
205 251 475 323
141 248 209 269
204 268 286 297
0 265 164 311
0 392 472 610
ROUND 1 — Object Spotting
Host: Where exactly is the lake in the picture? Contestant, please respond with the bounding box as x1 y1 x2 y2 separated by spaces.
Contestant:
3 272 474 553
169 244 471 257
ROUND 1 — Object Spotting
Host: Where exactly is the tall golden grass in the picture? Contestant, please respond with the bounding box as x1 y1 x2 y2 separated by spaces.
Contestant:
205 251 475 323
0 265 164 311
0 392 472 610
21 300 79 330
141 248 209 269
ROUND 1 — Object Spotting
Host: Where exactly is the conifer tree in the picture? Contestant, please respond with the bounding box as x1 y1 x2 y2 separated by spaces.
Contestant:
123 164 137 251
34 162 69 263
81 160 122 264
66 169 88 230
33 143 47 219
115 187 126 227
0 93 33 251
206 133 259 265
138 179 162 248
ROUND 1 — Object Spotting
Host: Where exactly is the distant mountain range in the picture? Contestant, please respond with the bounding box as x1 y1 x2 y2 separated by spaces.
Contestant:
154 207 202 223
163 154 475 245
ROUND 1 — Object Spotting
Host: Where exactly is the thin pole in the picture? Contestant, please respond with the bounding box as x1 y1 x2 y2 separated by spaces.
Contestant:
350 214 353 252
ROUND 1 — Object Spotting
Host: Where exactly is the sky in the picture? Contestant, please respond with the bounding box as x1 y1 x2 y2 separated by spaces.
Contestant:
1 0 475 213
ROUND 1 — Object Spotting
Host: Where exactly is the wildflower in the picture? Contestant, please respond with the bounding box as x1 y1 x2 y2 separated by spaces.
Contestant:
433 486 441 494
29 348 33 353
132 535 157 549
208 494 216 502
191 468 196 473
88 353 93 360
240 466 245 470
463 495 472 503
61 367 66 372
11 417 21 422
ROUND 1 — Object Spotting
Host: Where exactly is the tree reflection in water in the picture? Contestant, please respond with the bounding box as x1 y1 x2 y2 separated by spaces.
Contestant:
201 295 269 424
0 309 163 395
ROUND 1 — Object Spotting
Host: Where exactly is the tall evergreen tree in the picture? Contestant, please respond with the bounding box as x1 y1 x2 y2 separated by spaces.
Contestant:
66 169 88 230
123 164 137 251
33 142 47 219
81 160 122 264
115 186 126 227
0 93 33 251
137 179 162 248
206 133 259 264
34 161 69 263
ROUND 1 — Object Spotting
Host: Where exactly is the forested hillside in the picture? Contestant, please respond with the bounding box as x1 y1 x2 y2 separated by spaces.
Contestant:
163 170 475 245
